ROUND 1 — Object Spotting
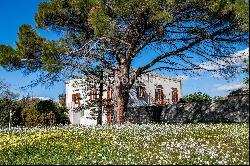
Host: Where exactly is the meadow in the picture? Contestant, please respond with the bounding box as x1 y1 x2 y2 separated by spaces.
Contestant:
0 123 249 165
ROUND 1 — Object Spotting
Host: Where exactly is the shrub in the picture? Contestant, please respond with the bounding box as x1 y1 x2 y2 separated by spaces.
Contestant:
180 92 212 103
21 107 42 127
213 96 224 101
229 88 249 96
21 100 69 127
0 99 23 127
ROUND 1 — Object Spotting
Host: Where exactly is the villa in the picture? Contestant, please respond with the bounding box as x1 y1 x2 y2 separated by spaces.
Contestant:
66 72 183 125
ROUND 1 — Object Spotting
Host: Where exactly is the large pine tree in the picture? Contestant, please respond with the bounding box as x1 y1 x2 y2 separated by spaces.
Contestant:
0 0 249 124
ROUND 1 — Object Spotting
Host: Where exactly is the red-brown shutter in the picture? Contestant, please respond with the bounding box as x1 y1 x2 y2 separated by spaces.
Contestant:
142 87 146 98
160 89 164 100
107 86 111 99
172 91 178 102
72 94 75 103
77 93 81 108
172 91 174 102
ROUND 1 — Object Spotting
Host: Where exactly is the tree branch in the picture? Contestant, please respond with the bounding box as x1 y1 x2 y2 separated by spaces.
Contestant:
135 23 237 78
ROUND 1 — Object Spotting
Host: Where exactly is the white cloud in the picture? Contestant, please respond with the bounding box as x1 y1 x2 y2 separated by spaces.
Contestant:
198 48 249 75
33 96 52 100
176 75 190 81
176 75 201 81
212 83 243 92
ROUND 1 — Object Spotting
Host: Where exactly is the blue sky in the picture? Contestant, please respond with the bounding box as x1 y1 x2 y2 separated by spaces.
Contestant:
0 0 248 100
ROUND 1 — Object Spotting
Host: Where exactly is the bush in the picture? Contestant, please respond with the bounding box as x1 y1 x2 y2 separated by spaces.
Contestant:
229 88 249 96
213 96 224 101
21 100 69 127
21 107 43 127
0 97 69 128
180 92 212 103
0 99 23 127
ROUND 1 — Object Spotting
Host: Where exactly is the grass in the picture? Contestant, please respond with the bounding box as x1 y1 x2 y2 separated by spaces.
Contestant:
0 123 249 165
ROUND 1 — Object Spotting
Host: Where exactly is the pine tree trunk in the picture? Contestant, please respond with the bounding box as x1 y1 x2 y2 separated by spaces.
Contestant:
113 63 130 124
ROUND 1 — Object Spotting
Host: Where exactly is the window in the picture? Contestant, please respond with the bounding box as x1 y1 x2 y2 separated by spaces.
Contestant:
155 89 161 100
155 85 164 100
72 93 81 105
172 89 178 102
137 86 146 98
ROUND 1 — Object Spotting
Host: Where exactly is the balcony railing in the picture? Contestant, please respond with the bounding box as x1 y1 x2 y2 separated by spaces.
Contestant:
151 98 171 106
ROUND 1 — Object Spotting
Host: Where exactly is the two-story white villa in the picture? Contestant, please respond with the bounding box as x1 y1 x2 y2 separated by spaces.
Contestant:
66 72 183 125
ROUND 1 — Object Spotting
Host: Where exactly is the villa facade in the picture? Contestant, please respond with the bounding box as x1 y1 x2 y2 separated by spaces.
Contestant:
66 72 183 125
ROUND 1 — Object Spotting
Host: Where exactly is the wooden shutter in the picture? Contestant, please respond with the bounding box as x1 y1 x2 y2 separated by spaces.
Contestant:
107 86 111 99
77 93 81 108
142 87 146 98
172 91 178 102
175 91 178 102
172 91 174 102
160 89 164 100
72 94 75 103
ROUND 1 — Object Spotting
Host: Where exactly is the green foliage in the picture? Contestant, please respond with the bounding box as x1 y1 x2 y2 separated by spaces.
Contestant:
21 106 57 128
34 0 177 36
111 0 175 18
0 45 18 70
21 107 43 128
0 96 69 128
35 100 57 113
0 99 23 127
243 77 249 86
16 25 44 61
213 96 224 101
180 92 212 103
0 0 248 74
58 93 66 107
21 100 69 127
88 6 112 36
41 41 65 73
56 106 70 125
188 0 249 31
229 88 249 96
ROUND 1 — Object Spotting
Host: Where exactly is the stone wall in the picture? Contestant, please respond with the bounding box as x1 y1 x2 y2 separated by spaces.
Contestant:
125 93 249 123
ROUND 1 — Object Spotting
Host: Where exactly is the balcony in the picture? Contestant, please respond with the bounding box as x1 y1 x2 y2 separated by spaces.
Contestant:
151 98 170 106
